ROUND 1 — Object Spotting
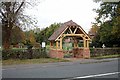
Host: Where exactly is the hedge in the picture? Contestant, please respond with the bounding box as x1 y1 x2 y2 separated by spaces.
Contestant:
2 48 48 60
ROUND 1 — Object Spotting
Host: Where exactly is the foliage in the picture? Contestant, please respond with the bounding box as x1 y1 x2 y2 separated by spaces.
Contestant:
92 2 120 47
2 48 48 60
0 1 37 50
10 27 26 45
64 53 73 58
89 24 100 47
23 30 37 49
35 23 61 44
95 2 119 24
88 24 100 36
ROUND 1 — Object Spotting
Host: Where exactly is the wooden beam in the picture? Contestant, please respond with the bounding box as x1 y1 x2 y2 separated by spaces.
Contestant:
74 27 77 33
63 34 83 37
78 27 91 40
74 43 76 48
73 39 78 48
69 28 73 34
50 42 51 48
87 40 89 48
84 39 86 48
56 41 59 49
50 41 52 48
50 41 53 48
60 37 62 50
55 39 60 41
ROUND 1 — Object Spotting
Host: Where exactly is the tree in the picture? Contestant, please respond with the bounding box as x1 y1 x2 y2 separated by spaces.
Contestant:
10 27 26 45
1 2 25 49
88 24 100 39
88 24 101 47
24 30 36 48
0 1 37 49
29 31 36 45
93 1 120 47
46 23 61 39
35 23 61 44
95 2 119 24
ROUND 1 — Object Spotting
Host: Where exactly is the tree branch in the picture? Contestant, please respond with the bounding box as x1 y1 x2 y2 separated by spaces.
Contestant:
12 2 16 13
12 1 24 23
15 2 24 15
0 9 7 20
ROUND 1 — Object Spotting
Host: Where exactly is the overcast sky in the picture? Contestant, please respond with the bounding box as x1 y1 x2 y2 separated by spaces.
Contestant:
24 0 100 33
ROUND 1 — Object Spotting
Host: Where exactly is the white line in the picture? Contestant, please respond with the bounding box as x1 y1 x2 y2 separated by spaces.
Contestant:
63 72 120 80
73 72 120 79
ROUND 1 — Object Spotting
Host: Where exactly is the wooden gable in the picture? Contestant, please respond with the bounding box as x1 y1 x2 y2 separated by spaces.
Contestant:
48 20 91 41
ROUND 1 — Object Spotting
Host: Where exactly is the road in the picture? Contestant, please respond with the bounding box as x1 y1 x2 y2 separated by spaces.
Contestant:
2 58 120 79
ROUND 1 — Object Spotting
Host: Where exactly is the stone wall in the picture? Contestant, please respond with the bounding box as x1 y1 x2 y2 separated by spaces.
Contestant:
90 48 120 57
83 48 90 58
73 48 90 59
49 48 90 59
48 48 120 59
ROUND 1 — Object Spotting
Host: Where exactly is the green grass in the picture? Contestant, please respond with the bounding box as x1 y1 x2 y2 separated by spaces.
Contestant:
80 60 112 64
2 58 70 65
92 54 120 59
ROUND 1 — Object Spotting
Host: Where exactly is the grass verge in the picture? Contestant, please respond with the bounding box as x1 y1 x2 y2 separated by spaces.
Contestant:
2 58 70 65
80 60 112 64
91 54 120 59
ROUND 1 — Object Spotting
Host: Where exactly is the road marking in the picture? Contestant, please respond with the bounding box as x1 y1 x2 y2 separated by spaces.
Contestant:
74 72 120 79
63 72 120 80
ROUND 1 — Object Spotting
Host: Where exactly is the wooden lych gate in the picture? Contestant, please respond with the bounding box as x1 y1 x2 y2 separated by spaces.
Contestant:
48 20 91 58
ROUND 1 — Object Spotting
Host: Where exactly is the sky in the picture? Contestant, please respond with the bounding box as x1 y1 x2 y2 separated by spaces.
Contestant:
24 0 100 33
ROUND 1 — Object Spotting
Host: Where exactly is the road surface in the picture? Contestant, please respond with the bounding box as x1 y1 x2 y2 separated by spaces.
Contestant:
2 58 120 79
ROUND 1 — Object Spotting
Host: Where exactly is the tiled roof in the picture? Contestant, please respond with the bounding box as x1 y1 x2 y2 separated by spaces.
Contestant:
48 20 90 41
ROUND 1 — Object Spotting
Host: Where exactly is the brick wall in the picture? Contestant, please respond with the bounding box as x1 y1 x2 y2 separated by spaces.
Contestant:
73 48 90 59
48 49 64 58
83 48 90 58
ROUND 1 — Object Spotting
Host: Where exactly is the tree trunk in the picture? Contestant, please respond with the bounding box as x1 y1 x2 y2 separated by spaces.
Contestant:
2 21 12 50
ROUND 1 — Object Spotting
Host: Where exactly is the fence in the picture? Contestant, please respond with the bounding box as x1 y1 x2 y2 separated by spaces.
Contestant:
90 48 120 57
2 48 48 60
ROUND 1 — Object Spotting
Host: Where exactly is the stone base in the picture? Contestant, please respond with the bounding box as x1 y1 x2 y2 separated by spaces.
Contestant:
49 48 90 59
83 48 90 59
73 48 90 59
49 49 64 58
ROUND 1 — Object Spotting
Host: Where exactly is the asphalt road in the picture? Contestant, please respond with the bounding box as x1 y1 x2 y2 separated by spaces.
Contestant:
2 58 119 79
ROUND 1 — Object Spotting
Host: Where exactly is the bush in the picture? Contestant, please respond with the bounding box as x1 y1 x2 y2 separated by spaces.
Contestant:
64 53 73 58
2 48 48 60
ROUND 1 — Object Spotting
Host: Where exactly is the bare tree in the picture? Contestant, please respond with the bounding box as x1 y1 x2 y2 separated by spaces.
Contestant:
0 1 38 49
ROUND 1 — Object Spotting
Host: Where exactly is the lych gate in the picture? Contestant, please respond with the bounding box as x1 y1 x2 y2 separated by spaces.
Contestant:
48 20 91 58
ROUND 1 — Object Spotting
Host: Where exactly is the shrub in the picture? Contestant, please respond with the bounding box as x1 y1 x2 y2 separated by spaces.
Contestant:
2 48 48 60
